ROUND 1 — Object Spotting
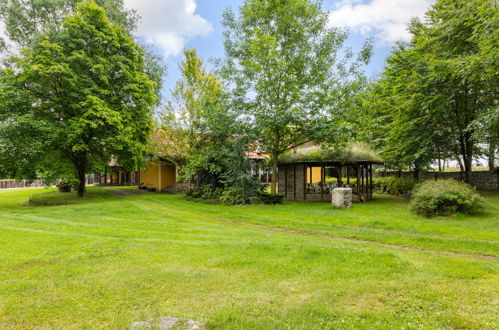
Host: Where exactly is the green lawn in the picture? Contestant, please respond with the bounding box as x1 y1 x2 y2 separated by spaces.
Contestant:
0 187 498 329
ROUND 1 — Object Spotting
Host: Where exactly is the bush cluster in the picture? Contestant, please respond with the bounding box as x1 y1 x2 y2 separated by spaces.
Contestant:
185 186 223 202
254 191 285 205
325 177 357 185
187 186 285 205
220 188 250 205
373 177 415 197
410 179 483 217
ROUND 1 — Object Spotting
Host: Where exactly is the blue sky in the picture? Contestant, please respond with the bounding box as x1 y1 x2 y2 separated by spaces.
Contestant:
123 0 434 101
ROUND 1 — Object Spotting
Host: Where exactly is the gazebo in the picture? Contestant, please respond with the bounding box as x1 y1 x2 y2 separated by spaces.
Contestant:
278 143 383 202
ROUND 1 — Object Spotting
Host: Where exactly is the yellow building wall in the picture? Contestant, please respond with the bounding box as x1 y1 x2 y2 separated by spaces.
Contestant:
307 167 322 183
140 162 158 188
139 161 176 190
161 164 176 188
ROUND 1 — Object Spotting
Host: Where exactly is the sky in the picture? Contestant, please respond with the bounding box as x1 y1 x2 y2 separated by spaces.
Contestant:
124 0 435 100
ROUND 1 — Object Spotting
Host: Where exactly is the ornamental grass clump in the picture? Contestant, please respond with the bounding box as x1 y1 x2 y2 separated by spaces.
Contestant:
410 179 483 217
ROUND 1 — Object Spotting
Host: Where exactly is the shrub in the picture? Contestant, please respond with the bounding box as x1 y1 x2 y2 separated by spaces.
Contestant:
185 189 201 199
325 177 357 185
410 179 483 217
184 186 222 201
255 191 285 205
373 177 415 197
56 179 77 193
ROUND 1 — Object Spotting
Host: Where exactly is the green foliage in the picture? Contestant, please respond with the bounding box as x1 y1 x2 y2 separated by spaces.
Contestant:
410 179 484 217
280 143 381 164
185 186 223 202
184 140 263 205
374 177 416 197
0 0 138 50
161 49 262 205
219 189 245 205
219 141 262 205
0 1 158 196
254 191 284 205
357 0 498 175
55 178 78 193
159 49 236 176
0 0 164 95
221 0 371 193
325 177 358 185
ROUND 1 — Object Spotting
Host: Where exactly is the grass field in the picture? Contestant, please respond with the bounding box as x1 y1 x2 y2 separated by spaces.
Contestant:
0 186 498 329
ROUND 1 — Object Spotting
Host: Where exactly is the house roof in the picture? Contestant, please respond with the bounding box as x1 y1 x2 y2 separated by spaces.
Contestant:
246 151 270 160
279 143 383 165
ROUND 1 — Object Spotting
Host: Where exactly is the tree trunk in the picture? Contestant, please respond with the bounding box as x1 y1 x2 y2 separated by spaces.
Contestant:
77 166 86 197
271 151 278 194
456 157 464 173
413 167 420 181
464 156 472 184
463 132 473 184
74 155 87 197
488 139 496 171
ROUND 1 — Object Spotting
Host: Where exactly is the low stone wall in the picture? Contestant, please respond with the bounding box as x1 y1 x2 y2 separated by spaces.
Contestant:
162 182 191 193
0 177 95 189
0 179 48 189
374 170 498 190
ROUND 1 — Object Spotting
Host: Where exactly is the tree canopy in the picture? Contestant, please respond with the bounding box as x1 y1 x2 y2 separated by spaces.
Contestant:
159 49 262 203
158 49 234 175
221 0 371 193
0 0 158 196
0 0 137 50
358 0 498 178
0 0 165 94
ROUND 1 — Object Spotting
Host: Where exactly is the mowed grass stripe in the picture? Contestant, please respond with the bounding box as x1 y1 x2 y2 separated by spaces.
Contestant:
3 189 498 257
158 193 499 240
0 187 498 328
0 225 266 246
126 195 499 258
0 211 246 236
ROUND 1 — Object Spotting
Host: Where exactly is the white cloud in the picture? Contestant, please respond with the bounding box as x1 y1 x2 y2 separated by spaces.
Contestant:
0 20 19 61
329 0 434 43
124 0 213 57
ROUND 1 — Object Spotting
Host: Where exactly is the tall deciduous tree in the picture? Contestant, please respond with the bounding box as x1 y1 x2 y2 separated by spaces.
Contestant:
221 0 371 193
362 0 498 180
158 49 233 177
0 0 137 50
160 49 261 203
0 0 164 93
0 1 157 196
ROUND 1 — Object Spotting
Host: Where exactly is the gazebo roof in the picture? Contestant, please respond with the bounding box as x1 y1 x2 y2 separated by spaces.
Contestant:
279 143 383 165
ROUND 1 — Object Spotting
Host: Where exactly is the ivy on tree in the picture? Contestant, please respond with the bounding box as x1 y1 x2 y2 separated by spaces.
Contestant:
0 1 158 196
